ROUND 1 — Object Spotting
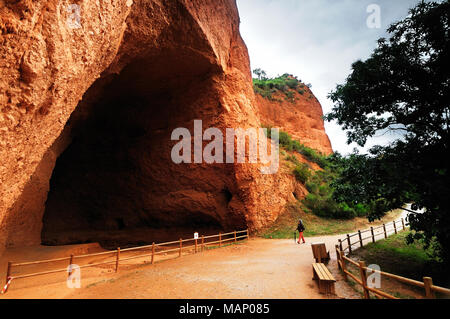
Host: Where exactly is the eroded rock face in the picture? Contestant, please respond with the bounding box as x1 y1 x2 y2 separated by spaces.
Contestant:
1 0 135 251
0 0 331 251
256 89 333 155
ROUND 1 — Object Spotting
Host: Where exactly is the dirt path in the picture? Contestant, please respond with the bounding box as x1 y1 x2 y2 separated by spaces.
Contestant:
68 236 359 299
1 235 361 299
0 211 407 299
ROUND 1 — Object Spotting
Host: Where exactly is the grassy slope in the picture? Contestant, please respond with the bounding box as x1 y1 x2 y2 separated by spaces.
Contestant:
257 147 403 239
351 232 448 288
256 201 403 239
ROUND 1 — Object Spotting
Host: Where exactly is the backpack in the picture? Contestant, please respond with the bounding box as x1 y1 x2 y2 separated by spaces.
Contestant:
297 219 305 232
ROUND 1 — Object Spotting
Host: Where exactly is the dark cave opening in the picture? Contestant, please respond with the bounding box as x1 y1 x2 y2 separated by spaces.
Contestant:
222 188 233 204
40 50 245 249
116 218 126 231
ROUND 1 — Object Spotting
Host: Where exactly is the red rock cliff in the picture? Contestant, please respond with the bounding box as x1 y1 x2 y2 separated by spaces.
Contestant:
0 0 331 253
256 88 333 155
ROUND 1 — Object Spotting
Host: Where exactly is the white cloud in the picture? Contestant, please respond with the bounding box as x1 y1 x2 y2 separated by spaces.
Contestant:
237 0 422 154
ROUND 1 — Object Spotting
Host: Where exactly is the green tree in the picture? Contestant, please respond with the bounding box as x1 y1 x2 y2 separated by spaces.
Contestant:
326 1 450 262
253 68 267 80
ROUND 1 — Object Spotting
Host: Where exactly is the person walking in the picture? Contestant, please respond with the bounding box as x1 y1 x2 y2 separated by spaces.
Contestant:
297 218 306 244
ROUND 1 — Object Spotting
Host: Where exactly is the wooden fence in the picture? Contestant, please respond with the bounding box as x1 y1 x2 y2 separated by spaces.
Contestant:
335 220 450 299
2 229 249 294
337 218 407 254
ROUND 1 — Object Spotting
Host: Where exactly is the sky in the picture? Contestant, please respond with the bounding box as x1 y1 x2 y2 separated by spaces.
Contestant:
237 0 424 155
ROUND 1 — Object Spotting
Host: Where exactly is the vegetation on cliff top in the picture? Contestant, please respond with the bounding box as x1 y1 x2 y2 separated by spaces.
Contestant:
252 70 312 102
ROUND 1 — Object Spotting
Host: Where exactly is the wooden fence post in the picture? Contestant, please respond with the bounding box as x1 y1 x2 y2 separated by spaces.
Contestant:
234 231 237 243
359 261 370 299
338 239 343 252
370 227 375 243
335 245 341 270
383 224 387 239
393 221 398 234
151 243 155 264
347 234 352 254
401 218 405 230
115 248 120 273
219 233 222 248
5 261 12 285
68 254 74 278
424 277 436 299
246 229 249 239
340 251 348 281
358 230 363 247
195 238 198 254
179 238 182 257
201 235 205 252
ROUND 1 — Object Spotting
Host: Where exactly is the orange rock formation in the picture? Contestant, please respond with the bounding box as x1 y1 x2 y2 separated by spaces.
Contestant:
256 89 333 155
0 0 332 252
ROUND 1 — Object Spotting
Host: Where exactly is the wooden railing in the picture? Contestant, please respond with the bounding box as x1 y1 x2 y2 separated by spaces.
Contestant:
337 218 407 254
1 229 249 294
335 220 450 299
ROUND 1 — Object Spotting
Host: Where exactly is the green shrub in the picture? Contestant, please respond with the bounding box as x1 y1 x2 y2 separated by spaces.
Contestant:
285 91 295 102
286 79 299 89
260 125 376 220
302 195 356 220
292 140 302 152
293 164 311 184
299 156 372 219
318 185 329 197
279 131 292 148
354 203 370 217
253 72 306 101
306 181 319 194
263 128 328 168
336 202 357 219
262 124 273 138
286 155 300 165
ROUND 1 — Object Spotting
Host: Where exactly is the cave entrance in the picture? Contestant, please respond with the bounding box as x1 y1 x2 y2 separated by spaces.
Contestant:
40 49 245 249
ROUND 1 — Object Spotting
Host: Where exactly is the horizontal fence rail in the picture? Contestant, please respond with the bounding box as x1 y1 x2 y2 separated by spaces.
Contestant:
1 229 249 294
335 219 450 299
337 219 408 255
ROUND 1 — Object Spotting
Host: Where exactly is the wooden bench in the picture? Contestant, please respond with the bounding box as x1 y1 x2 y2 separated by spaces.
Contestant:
311 242 330 263
312 263 336 295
